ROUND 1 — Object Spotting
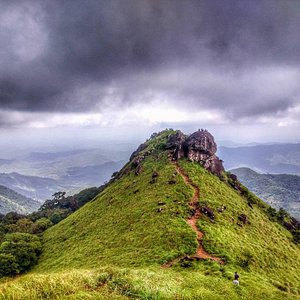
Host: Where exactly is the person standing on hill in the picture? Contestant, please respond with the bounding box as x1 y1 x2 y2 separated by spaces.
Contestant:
233 272 240 285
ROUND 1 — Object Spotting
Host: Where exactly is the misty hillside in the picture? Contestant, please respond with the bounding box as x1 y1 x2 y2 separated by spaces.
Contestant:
231 167 300 220
2 130 299 300
0 172 67 202
218 143 300 174
0 185 40 214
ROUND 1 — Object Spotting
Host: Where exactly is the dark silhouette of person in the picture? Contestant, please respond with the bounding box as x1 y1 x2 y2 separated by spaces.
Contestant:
233 271 240 285
234 272 239 280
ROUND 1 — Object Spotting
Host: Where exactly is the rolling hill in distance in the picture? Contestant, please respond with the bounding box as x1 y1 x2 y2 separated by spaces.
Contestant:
0 185 40 215
0 172 67 204
1 130 299 299
0 146 133 203
230 167 300 220
218 143 300 174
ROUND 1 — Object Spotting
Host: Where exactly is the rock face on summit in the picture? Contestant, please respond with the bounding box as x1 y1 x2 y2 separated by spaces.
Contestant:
167 129 224 177
184 130 217 160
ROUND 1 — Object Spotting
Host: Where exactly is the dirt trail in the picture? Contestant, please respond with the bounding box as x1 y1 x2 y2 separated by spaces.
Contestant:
163 162 223 267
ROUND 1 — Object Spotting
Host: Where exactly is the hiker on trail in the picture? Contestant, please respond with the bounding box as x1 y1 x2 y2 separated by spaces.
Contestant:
233 272 240 285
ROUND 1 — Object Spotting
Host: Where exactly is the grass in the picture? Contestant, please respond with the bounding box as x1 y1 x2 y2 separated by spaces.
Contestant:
1 266 298 300
179 160 300 293
0 269 129 299
0 130 299 299
34 153 195 271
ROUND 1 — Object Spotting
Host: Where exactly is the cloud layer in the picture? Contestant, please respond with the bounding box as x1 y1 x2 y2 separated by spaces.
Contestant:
0 0 300 130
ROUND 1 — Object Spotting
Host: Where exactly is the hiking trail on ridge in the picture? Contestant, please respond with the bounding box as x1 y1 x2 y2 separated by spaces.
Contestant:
163 161 223 267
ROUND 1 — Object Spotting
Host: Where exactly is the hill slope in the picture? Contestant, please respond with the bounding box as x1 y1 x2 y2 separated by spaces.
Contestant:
231 167 300 220
1 130 300 299
0 185 40 214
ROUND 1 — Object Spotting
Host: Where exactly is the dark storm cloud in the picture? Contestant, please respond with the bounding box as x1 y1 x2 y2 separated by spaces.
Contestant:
0 0 300 118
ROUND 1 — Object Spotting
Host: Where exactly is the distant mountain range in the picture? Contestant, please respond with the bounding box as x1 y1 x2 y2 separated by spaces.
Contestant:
0 161 124 202
231 167 300 219
0 148 130 179
0 148 129 202
0 172 67 202
218 143 300 174
0 185 40 215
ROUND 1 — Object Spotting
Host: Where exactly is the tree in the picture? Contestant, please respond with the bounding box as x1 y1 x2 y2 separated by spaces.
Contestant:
277 208 289 221
52 191 66 201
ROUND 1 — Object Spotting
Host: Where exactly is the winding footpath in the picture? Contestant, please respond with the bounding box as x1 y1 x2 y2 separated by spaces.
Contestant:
163 162 223 267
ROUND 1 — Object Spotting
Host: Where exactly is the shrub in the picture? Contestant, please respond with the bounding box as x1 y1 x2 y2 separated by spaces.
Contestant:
32 218 53 234
0 233 42 276
0 253 18 276
292 230 300 244
238 250 254 269
267 207 278 221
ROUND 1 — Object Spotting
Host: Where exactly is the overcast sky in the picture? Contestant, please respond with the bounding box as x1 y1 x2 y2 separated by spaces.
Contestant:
1 0 300 148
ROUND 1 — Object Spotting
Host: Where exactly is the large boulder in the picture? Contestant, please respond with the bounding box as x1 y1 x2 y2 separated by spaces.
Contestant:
184 129 224 176
183 129 217 160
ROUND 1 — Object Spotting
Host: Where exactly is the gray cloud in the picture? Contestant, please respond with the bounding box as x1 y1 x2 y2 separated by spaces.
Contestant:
0 0 300 121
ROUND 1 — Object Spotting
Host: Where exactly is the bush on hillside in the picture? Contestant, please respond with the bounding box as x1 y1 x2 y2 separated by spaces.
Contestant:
31 218 53 234
0 253 18 277
293 230 300 244
0 233 42 277
238 250 254 269
0 186 104 278
266 206 300 244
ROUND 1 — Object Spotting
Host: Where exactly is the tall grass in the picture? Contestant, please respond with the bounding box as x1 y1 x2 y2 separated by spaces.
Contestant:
1 266 298 300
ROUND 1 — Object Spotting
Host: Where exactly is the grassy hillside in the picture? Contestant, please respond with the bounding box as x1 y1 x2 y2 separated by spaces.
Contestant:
230 167 300 219
0 130 300 299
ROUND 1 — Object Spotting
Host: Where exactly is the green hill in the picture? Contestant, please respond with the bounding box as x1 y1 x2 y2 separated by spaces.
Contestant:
0 130 300 300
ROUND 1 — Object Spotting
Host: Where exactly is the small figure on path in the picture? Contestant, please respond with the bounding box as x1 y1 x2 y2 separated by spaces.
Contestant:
233 271 239 285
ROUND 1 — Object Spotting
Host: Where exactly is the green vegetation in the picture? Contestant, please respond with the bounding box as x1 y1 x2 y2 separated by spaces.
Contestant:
180 160 300 288
0 187 102 278
265 207 300 244
31 187 103 224
0 233 41 277
0 130 299 299
36 151 195 270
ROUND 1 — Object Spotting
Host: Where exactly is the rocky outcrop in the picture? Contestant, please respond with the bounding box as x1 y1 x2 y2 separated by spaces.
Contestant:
128 129 224 177
130 143 147 161
165 131 186 160
167 129 224 177
184 130 217 159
